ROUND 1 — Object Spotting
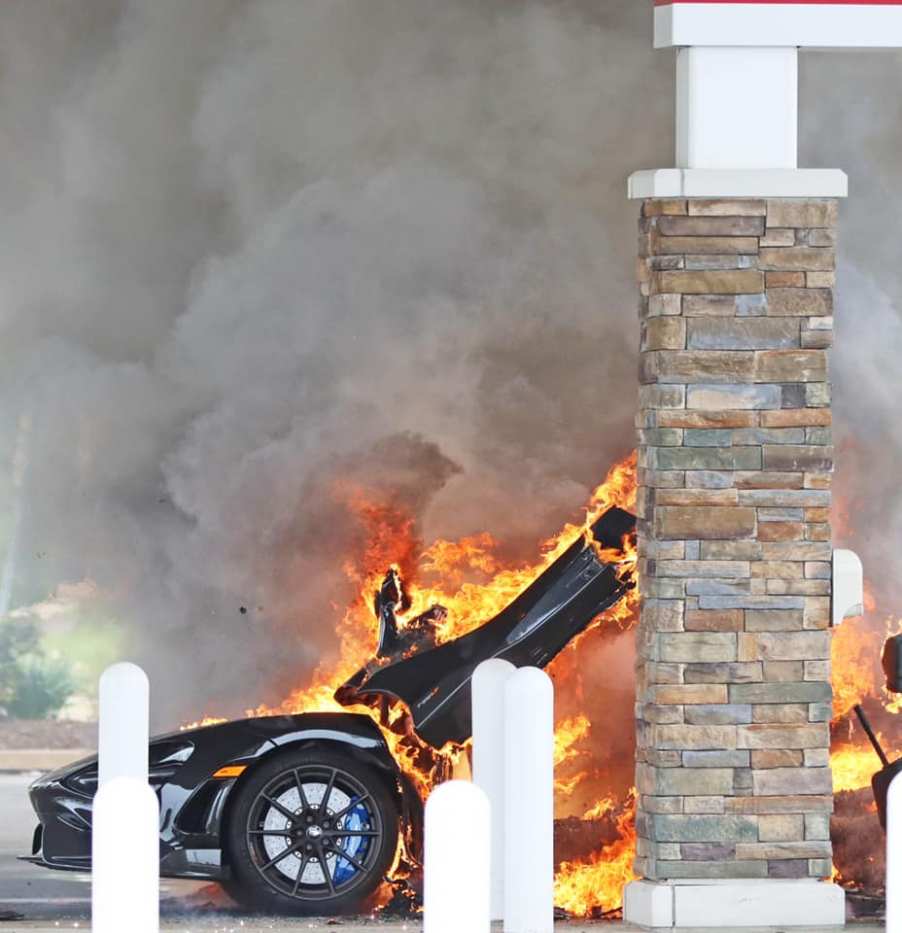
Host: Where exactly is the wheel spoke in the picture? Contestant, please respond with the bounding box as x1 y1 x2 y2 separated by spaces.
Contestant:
319 768 337 817
331 792 370 823
317 848 336 895
291 854 310 896
333 848 367 873
325 829 378 838
262 794 299 824
260 840 303 872
249 829 293 836
292 769 309 810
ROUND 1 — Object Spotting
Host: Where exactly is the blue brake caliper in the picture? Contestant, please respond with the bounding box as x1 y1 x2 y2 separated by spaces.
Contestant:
332 801 371 885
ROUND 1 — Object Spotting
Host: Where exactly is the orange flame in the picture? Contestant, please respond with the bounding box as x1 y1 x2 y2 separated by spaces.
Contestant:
832 742 884 793
554 789 638 917
830 602 902 805
209 452 639 915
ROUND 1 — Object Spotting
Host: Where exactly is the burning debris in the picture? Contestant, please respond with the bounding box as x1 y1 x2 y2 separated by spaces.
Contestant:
829 604 902 901
249 454 640 916
335 504 635 748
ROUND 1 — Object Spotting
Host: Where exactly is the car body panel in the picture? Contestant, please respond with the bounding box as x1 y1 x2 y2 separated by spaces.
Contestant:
336 506 635 747
27 712 401 880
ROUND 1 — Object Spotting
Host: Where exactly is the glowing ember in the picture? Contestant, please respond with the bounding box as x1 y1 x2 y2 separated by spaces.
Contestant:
582 795 616 821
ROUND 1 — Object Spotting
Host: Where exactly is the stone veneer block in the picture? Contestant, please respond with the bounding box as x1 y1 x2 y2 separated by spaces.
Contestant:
634 198 836 883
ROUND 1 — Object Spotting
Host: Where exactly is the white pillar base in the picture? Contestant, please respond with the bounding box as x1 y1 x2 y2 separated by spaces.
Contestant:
627 168 848 201
623 879 846 928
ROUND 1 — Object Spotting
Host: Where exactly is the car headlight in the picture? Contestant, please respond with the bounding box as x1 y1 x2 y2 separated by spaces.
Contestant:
63 740 194 795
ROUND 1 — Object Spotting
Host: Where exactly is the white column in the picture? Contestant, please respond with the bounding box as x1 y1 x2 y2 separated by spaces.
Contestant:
92 777 159 933
472 657 515 921
98 662 149 786
503 667 554 933
424 780 490 933
832 549 864 626
888 771 902 933
676 46 798 170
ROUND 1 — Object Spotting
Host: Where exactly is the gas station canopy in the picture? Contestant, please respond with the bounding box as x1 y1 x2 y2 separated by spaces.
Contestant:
655 0 902 49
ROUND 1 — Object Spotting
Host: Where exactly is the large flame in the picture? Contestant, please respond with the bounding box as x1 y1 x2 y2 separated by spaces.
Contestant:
830 594 902 792
555 789 638 917
228 452 638 915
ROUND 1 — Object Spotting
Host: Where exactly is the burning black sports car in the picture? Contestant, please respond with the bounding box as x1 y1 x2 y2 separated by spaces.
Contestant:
25 506 635 915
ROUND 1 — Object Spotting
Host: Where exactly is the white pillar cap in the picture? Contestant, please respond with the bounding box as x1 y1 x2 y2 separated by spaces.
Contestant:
656 1 902 49
628 168 848 199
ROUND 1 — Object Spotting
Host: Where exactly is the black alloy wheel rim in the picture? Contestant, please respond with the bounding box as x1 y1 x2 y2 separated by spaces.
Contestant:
245 764 383 901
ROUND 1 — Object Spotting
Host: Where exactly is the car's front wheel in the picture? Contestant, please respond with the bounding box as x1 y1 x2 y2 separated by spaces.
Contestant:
224 747 399 914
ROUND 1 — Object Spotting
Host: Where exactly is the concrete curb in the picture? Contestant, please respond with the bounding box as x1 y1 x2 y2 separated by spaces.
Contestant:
0 748 92 773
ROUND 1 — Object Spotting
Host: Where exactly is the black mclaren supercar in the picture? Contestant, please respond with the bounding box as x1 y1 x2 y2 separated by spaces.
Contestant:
25 506 635 915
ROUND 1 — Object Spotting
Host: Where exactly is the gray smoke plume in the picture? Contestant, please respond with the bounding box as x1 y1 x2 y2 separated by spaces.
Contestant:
0 0 899 728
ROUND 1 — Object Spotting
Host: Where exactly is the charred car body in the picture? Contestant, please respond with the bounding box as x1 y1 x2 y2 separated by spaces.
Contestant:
26 506 635 914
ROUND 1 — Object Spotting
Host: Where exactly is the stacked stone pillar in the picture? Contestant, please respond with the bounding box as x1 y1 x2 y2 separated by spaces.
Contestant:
634 198 836 883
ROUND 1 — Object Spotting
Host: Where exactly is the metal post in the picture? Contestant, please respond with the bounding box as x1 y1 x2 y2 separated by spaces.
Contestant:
503 666 554 933
472 657 515 921
424 780 490 933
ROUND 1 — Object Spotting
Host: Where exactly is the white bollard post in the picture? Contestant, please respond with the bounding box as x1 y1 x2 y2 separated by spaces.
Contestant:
888 770 902 933
424 780 490 933
472 657 515 921
98 662 149 786
94 662 157 932
92 777 160 933
504 667 554 933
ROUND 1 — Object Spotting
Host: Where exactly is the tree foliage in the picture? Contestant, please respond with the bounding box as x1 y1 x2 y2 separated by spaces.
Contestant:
0 618 73 719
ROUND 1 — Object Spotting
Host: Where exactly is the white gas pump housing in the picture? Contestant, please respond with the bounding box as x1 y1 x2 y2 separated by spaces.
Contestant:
832 549 864 627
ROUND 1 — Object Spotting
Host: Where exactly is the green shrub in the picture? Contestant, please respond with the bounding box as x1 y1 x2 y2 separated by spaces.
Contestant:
0 618 40 703
6 656 74 719
0 618 74 719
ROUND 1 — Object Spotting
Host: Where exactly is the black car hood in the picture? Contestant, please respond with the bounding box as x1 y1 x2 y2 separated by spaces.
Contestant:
336 505 635 748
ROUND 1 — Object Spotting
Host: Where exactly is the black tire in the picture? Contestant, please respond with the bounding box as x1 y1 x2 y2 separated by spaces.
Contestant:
224 746 399 915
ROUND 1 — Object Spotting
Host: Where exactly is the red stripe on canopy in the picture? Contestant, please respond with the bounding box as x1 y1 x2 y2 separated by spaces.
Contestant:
656 0 902 5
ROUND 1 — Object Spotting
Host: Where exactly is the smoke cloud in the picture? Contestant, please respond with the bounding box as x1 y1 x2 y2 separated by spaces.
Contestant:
0 0 899 727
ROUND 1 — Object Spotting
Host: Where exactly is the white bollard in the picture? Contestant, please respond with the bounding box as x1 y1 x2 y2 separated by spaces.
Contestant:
424 780 490 933
888 770 902 933
504 667 554 933
92 776 160 933
472 657 515 921
98 662 149 786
